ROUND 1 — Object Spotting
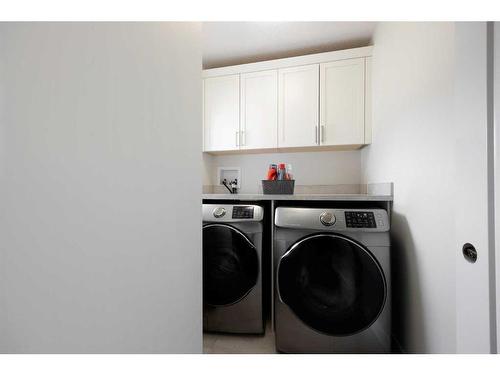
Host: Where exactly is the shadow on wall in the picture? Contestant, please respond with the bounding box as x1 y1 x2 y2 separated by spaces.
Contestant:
203 38 372 69
390 212 425 353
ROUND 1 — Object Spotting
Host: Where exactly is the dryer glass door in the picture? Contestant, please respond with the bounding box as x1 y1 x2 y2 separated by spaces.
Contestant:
203 224 259 306
277 233 386 336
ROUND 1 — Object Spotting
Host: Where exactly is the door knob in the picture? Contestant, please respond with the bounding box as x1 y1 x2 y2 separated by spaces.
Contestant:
462 243 477 263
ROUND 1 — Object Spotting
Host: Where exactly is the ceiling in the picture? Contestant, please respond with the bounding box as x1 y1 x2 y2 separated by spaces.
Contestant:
202 22 376 69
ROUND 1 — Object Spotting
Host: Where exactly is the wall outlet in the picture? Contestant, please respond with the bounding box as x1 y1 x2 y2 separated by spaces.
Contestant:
217 167 241 188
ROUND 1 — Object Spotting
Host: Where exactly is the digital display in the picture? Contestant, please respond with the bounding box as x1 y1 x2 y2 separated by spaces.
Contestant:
345 211 376 228
232 206 254 219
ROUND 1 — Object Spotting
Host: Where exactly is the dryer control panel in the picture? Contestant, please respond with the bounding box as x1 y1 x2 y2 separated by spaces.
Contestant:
345 211 376 228
275 207 389 232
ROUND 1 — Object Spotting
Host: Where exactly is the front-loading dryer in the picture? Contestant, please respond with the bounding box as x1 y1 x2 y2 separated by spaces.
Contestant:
274 207 391 353
203 204 264 334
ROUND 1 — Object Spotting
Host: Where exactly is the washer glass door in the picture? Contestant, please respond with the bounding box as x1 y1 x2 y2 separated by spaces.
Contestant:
203 224 259 306
277 233 386 335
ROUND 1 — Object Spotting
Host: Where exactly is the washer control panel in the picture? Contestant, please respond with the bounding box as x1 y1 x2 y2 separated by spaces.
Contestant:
203 204 264 222
232 206 254 219
345 211 376 228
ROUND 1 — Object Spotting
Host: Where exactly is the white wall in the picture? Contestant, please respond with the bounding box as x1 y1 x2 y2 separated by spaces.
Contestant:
361 22 456 353
202 22 375 68
205 150 361 193
496 21 500 354
203 153 214 186
0 23 202 353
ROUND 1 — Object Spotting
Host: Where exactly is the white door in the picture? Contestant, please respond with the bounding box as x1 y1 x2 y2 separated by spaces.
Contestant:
278 64 319 148
203 74 240 152
455 22 495 354
240 70 278 150
319 58 365 146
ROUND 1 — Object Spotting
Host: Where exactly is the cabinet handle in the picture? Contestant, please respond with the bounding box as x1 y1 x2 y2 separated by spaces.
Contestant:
235 131 240 147
320 125 325 143
315 126 318 144
241 130 245 146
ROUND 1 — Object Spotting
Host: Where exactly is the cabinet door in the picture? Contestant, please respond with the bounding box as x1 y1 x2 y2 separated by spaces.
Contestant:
278 64 319 148
203 75 240 152
319 58 365 146
364 57 372 144
240 70 278 150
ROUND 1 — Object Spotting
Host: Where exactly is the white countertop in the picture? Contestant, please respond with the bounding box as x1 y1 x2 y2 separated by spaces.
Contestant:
202 193 393 201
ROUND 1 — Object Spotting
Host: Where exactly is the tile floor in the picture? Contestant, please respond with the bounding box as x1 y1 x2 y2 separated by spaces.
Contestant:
203 322 276 354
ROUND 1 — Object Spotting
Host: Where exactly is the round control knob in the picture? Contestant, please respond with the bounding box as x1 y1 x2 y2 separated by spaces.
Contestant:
320 212 336 226
213 207 226 218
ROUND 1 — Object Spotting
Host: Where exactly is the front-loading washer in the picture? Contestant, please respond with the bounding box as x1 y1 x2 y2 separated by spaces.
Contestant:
274 207 391 353
203 203 264 334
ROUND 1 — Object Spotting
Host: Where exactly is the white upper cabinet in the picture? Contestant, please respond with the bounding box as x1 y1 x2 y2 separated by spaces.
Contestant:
278 64 319 148
240 70 278 150
202 47 373 154
319 58 365 146
203 74 240 152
